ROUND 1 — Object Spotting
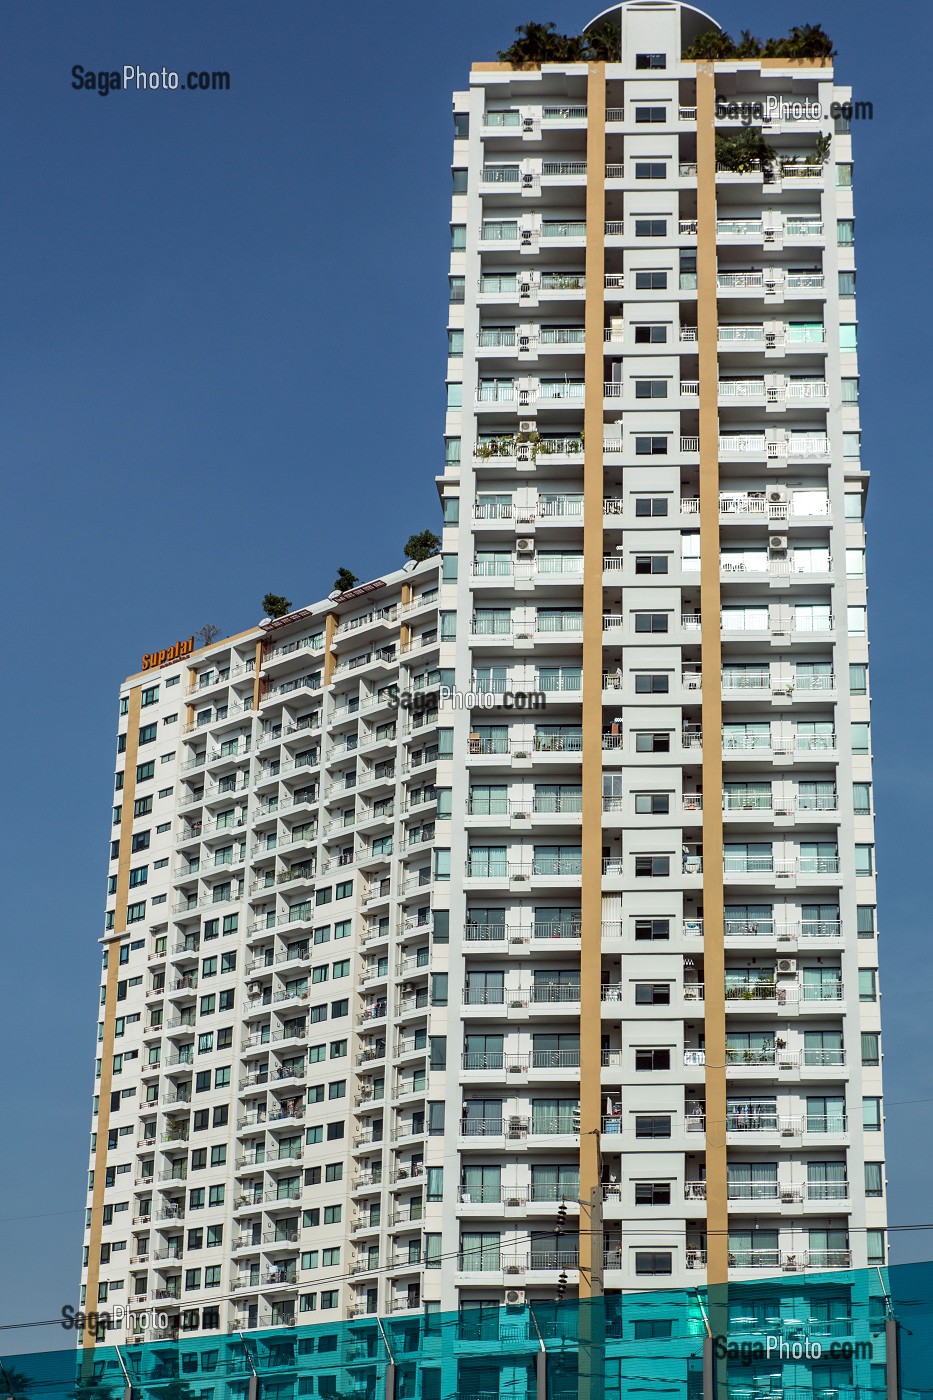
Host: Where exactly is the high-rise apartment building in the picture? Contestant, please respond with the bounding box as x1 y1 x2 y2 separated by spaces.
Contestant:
82 0 885 1349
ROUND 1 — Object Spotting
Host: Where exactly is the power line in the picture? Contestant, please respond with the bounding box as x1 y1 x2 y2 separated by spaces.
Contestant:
1 1221 932 1335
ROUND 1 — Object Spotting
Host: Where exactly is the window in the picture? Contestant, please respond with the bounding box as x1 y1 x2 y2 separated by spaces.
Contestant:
128 867 148 888
634 270 667 290
448 329 464 357
853 782 871 814
635 674 669 694
138 724 157 746
840 324 858 351
838 219 854 245
634 497 668 516
635 106 666 123
855 844 874 876
857 905 876 938
446 382 462 409
450 224 466 251
635 983 671 1005
634 219 666 237
627 554 664 576
634 1183 671 1205
635 732 670 754
863 1097 882 1131
865 1162 884 1197
634 613 669 633
867 1229 885 1265
838 270 856 297
635 918 670 941
635 1048 671 1071
635 52 666 68
843 431 861 458
859 969 878 1002
133 796 153 818
845 491 863 519
131 831 150 853
851 724 870 755
452 168 468 194
635 380 668 400
126 902 145 924
634 856 670 878
449 275 464 303
635 1251 672 1274
627 323 664 343
135 761 155 783
837 162 853 187
634 1318 672 1339
635 437 668 455
635 162 666 180
861 1031 880 1066
453 112 469 139
635 794 670 815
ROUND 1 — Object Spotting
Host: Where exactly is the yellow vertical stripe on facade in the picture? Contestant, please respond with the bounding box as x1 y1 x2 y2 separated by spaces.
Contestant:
323 612 338 685
253 640 264 711
400 583 412 653
696 64 728 1289
83 685 142 1347
579 61 606 1299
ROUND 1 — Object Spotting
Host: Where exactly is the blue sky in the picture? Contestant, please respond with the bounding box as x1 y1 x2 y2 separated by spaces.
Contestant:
1 0 931 1349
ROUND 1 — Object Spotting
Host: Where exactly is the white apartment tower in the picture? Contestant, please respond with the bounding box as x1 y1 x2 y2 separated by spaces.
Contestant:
82 0 885 1346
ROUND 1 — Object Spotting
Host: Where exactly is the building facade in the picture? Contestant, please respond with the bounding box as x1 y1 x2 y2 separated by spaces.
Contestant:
82 0 885 1351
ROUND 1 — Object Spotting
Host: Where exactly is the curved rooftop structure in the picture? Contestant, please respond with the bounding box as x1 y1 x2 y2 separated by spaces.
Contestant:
585 0 722 52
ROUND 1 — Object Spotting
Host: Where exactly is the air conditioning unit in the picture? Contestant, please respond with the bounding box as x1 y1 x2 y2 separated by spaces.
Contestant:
783 1255 800 1271
768 487 787 504
518 335 531 350
516 538 536 553
520 229 533 244
780 1186 798 1203
505 1288 527 1306
519 420 536 433
522 173 535 187
248 983 262 996
519 282 532 296
769 534 789 551
777 957 797 974
781 1124 799 1137
522 117 535 130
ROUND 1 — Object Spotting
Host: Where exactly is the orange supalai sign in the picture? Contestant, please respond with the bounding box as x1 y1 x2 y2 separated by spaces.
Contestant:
141 636 195 671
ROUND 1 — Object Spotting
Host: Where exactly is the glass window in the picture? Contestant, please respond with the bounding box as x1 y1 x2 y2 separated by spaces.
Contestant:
862 1097 882 1131
864 1162 884 1196
857 905 876 937
867 1229 885 1264
853 782 871 814
859 969 878 1002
